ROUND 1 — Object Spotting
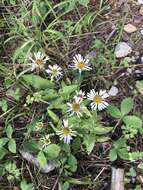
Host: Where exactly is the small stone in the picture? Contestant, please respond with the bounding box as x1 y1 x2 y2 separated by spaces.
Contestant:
108 86 119 96
139 6 143 15
138 0 143 5
124 24 137 33
115 42 132 58
127 68 133 74
140 29 143 35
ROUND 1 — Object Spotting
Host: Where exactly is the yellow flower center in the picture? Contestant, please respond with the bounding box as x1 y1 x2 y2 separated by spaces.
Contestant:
72 103 80 112
45 139 50 145
36 122 44 129
52 69 58 76
35 59 44 66
93 95 103 104
77 62 86 69
63 127 70 135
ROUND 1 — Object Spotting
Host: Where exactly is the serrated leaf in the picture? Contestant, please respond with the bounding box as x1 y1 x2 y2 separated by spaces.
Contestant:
123 115 142 128
0 99 8 112
9 88 21 101
121 97 133 116
37 151 47 167
108 105 122 118
8 139 16 153
114 138 126 149
118 148 129 160
109 148 117 161
21 74 53 90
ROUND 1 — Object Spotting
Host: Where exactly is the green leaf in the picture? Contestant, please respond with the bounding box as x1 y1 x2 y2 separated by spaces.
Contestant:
43 144 60 159
94 126 113 135
63 181 70 190
9 88 21 101
23 140 40 152
114 138 126 149
123 115 142 128
118 148 129 160
121 97 133 116
136 80 143 95
0 138 9 147
42 89 58 101
130 151 143 160
59 85 78 97
0 147 8 160
138 162 143 170
83 134 95 154
21 74 53 90
109 148 117 161
20 179 33 190
72 137 81 152
82 107 91 117
47 109 59 123
108 105 122 118
8 139 16 153
96 136 110 143
78 0 90 6
10 0 16 5
0 99 8 112
127 168 136 177
6 125 13 139
68 155 77 172
37 151 47 167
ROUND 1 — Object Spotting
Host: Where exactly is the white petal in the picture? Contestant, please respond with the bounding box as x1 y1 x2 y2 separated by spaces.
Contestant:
99 90 106 96
45 69 51 73
63 120 68 127
37 51 41 58
102 92 109 99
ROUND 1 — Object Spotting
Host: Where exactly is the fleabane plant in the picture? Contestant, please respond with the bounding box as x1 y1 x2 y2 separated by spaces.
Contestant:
19 50 116 181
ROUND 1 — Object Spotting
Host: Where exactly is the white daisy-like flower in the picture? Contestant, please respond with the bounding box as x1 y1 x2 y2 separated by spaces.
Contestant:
87 89 109 111
67 97 84 117
41 135 51 148
71 54 92 73
56 120 77 144
29 51 50 71
46 64 63 81
35 122 44 130
73 90 86 101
